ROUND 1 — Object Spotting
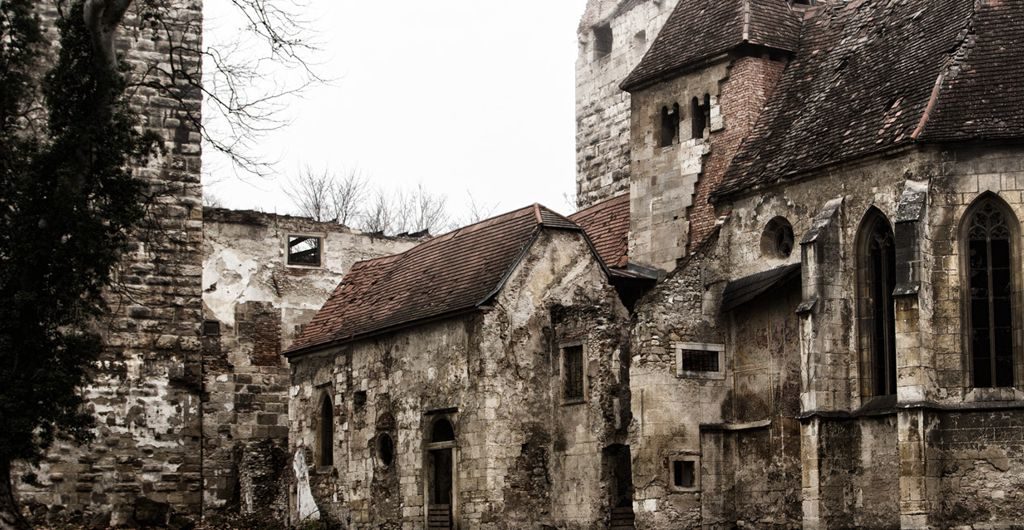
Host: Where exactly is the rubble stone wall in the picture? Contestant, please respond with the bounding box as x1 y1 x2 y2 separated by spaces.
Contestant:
288 229 629 529
200 209 417 519
16 2 206 526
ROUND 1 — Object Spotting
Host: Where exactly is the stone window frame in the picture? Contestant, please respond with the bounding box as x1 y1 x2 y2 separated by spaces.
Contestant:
285 233 325 268
658 103 681 148
668 453 701 492
855 207 898 401
560 341 588 405
957 193 1024 393
315 390 335 469
674 342 725 380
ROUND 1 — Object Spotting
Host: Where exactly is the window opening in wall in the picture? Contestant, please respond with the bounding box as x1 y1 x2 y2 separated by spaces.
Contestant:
676 342 725 378
691 95 709 139
562 345 585 402
593 23 613 60
318 394 334 467
354 390 367 409
287 235 322 266
966 197 1016 388
659 104 680 147
760 217 795 258
857 209 897 397
681 349 719 372
202 319 221 336
432 418 455 443
634 30 646 47
377 432 395 468
670 458 698 490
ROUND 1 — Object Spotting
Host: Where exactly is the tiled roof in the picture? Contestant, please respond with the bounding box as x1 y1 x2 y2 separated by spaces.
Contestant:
569 193 630 269
717 0 1023 199
620 0 801 91
285 204 582 355
920 0 1024 142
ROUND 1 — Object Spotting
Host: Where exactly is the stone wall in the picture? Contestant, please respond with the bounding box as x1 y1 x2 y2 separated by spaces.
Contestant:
287 229 630 528
575 0 679 208
16 2 206 527
200 208 418 520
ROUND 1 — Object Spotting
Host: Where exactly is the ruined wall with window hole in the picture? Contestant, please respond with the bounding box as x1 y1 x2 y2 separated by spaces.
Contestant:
199 208 419 520
287 229 630 528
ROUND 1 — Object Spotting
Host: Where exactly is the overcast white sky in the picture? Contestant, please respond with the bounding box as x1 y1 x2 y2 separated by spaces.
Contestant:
202 0 589 222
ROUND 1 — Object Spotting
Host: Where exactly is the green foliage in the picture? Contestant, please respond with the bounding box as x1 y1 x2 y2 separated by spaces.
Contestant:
0 0 159 465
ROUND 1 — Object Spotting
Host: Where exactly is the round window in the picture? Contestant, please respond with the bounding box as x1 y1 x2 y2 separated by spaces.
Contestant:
377 432 395 468
761 217 795 258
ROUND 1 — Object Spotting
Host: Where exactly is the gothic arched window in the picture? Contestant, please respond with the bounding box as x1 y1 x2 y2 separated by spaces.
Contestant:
857 208 897 397
964 196 1018 388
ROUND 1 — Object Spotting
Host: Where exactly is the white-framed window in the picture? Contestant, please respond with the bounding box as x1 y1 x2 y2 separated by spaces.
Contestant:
669 455 700 492
287 234 323 267
675 342 725 379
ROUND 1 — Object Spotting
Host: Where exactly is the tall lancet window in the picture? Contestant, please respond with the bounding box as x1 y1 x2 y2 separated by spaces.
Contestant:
857 209 897 397
965 196 1017 388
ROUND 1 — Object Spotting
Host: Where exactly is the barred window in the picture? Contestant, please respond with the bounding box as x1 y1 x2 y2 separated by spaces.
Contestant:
563 345 585 402
681 349 719 372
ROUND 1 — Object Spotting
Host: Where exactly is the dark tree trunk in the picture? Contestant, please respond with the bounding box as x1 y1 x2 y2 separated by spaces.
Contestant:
0 460 28 530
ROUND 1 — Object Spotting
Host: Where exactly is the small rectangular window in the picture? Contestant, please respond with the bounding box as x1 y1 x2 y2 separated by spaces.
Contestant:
676 342 725 378
681 349 719 372
563 345 585 402
202 320 221 336
659 104 680 147
671 459 697 490
593 23 613 60
288 235 322 266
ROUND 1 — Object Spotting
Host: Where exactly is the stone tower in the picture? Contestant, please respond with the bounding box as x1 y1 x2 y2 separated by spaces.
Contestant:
17 2 206 526
575 0 680 209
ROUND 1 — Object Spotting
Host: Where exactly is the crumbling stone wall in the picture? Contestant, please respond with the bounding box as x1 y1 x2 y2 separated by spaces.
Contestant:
16 1 205 526
288 230 629 529
576 0 680 208
200 209 418 518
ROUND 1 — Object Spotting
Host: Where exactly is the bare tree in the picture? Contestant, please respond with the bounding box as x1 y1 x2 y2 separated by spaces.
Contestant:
359 188 393 235
285 166 334 222
285 167 368 224
460 191 498 226
329 170 368 227
74 0 324 178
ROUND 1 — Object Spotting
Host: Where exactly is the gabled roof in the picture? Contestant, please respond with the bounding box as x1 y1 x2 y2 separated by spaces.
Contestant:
569 193 630 269
285 204 581 356
620 0 801 92
717 0 1024 199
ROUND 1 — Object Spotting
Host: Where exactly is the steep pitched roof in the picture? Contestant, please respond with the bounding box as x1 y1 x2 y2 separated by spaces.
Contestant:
569 193 630 269
717 0 1023 199
285 204 582 356
620 0 801 91
919 0 1024 142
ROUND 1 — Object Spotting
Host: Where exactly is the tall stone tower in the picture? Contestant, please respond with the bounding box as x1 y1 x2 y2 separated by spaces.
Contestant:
575 0 680 209
17 2 206 526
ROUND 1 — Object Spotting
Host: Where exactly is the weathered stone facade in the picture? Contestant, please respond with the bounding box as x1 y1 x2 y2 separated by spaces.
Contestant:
16 2 206 527
285 214 631 528
200 209 418 521
575 0 679 209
